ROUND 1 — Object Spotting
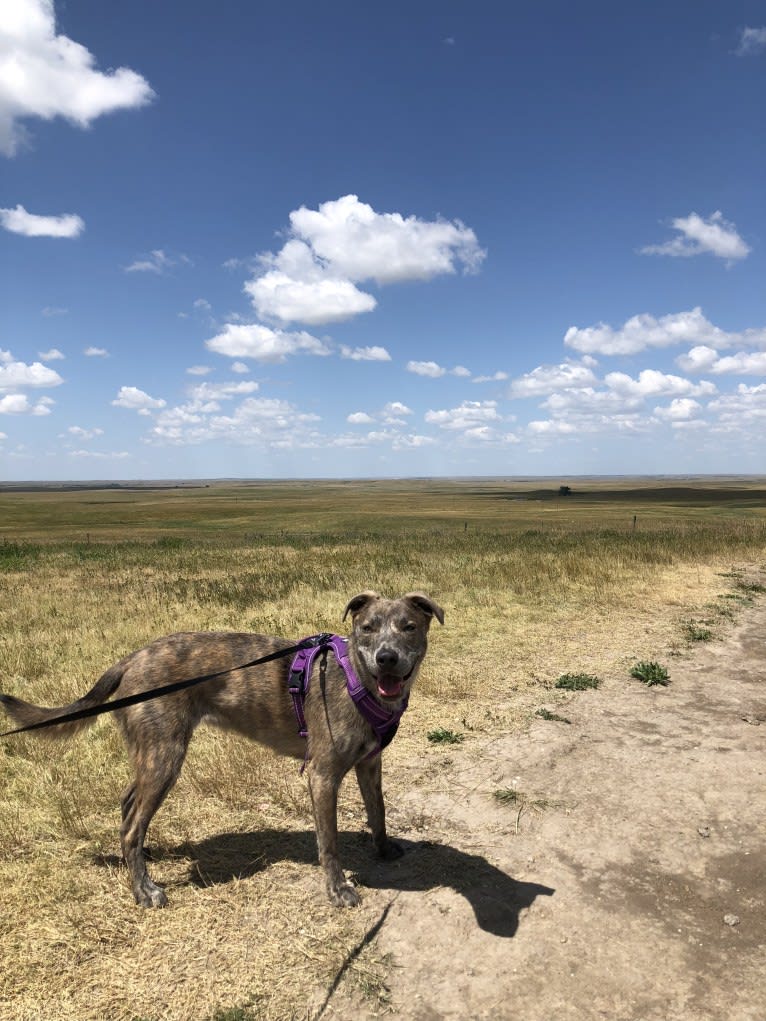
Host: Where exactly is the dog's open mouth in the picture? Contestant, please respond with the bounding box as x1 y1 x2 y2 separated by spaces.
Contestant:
376 674 405 699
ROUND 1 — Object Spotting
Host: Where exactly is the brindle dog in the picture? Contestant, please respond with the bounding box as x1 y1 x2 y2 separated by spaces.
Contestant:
0 591 443 908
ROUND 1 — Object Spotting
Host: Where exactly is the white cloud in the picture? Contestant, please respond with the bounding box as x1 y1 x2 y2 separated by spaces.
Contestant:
125 249 190 274
0 0 154 157
247 255 376 325
347 411 374 424
0 393 53 414
112 386 166 415
150 396 320 447
472 370 508 383
452 365 472 377
41 305 67 316
84 346 108 357
565 308 730 356
205 322 331 362
38 347 64 360
68 449 131 459
677 346 766 376
528 419 580 435
244 194 484 325
0 356 63 391
735 26 766 56
64 425 103 439
653 398 702 422
339 344 391 361
0 203 83 237
704 351 766 375
640 211 749 262
407 360 446 378
425 400 502 430
510 360 598 397
187 380 259 402
383 401 412 417
186 365 212 376
603 369 716 399
230 361 249 374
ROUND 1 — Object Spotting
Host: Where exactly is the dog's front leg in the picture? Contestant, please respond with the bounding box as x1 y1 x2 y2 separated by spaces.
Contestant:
307 764 360 907
355 755 404 860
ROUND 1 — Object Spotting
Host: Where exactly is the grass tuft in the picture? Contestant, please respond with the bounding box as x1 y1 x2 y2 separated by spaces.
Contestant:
554 673 601 691
426 728 464 745
535 708 572 724
630 660 670 686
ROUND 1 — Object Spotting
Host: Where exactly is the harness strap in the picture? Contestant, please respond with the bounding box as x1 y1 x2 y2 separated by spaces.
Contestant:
288 635 408 764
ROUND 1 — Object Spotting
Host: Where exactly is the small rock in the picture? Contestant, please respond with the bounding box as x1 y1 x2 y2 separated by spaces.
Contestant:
723 913 740 927
741 715 761 726
697 826 711 838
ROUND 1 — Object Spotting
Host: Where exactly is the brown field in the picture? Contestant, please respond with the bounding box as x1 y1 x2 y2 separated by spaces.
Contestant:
1 477 765 1020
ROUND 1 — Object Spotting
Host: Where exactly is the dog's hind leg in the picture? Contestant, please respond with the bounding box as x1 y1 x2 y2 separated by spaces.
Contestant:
355 756 404 861
120 728 192 908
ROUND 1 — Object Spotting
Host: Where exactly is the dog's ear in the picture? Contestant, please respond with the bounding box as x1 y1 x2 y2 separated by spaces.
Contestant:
402 593 445 625
343 591 381 621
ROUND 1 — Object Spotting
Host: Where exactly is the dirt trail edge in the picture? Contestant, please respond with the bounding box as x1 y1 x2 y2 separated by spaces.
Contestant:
319 599 766 1021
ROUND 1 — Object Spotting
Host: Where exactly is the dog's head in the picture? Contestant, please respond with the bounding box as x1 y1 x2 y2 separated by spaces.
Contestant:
343 591 444 703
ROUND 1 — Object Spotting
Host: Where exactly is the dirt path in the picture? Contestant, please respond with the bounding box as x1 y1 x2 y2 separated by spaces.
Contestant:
319 599 766 1021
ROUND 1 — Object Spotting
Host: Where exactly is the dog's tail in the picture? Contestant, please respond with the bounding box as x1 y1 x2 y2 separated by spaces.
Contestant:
0 664 125 738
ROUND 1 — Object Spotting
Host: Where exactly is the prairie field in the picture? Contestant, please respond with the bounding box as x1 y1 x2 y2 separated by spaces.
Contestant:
1 477 765 1021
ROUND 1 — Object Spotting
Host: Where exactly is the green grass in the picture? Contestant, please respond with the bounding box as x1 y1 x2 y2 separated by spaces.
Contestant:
630 661 670 686
555 673 601 691
535 708 572 724
426 728 465 744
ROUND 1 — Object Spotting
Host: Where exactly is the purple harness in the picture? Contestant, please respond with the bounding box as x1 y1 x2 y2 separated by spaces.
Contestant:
288 634 408 769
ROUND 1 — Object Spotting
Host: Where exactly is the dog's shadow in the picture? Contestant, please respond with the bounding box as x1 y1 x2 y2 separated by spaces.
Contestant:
97 829 554 938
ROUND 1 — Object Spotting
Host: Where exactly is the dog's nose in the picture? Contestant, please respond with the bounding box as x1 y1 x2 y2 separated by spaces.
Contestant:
375 648 399 670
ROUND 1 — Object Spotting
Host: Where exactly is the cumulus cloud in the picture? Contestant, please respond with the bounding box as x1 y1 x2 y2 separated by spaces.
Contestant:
603 369 716 399
735 26 766 56
425 400 503 430
564 308 729 356
339 345 391 361
653 398 702 422
640 211 749 262
0 355 63 391
407 360 446 378
150 396 321 447
347 411 374 424
39 347 64 360
64 425 103 439
84 346 108 357
0 203 83 237
677 345 766 376
205 322 331 363
244 195 484 325
0 393 53 414
186 365 212 376
510 360 598 398
112 386 166 415
0 0 154 157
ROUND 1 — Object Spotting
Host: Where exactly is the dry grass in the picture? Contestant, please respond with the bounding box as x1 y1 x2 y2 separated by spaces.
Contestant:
1 479 765 1020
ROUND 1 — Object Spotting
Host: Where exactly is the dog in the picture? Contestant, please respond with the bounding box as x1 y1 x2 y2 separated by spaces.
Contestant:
0 591 443 908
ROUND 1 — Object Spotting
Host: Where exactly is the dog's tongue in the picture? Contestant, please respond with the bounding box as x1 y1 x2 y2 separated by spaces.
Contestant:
377 675 403 698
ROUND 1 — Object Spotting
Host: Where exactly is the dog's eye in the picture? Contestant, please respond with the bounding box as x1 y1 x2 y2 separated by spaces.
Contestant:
401 621 416 632
361 623 375 633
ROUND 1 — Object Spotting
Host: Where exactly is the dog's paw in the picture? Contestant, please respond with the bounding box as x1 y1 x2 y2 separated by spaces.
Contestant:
377 837 405 861
331 882 361 908
134 881 168 909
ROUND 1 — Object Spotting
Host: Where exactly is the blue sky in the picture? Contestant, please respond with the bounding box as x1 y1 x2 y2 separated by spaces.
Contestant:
2 0 765 480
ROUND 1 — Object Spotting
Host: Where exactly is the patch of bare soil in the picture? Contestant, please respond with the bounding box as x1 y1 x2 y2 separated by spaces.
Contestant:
319 598 766 1021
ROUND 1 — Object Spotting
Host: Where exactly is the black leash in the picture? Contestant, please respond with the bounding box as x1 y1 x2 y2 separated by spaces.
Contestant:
0 633 335 739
